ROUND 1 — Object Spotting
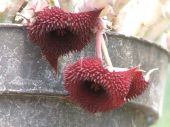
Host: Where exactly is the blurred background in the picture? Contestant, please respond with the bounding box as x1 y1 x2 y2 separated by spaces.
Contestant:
0 0 170 126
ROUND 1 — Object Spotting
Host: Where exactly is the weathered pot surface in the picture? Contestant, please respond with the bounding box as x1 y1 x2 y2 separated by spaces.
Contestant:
0 23 169 127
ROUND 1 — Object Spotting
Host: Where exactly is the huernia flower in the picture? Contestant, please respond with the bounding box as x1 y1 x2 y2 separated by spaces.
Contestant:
64 57 137 113
27 5 102 72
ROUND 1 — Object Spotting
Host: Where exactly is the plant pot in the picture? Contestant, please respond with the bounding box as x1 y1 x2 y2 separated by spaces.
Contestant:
0 23 169 127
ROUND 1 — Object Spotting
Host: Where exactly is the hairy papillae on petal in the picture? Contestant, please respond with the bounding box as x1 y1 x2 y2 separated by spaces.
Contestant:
64 58 137 113
27 7 102 72
126 71 149 100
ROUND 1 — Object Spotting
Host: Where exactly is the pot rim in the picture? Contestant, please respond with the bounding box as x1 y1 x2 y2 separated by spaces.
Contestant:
0 23 169 60
107 31 170 61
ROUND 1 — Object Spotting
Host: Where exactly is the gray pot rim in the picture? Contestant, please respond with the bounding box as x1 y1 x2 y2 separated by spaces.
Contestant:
0 23 169 59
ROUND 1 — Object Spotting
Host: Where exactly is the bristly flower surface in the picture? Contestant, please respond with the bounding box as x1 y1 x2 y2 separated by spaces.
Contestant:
27 7 102 72
64 57 137 113
126 70 149 100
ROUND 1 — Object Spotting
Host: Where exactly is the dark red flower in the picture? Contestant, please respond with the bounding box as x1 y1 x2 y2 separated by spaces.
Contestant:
27 7 102 72
126 71 148 100
64 58 136 113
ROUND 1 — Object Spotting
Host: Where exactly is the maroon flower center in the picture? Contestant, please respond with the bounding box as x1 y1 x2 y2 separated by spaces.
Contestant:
46 28 77 43
80 80 106 97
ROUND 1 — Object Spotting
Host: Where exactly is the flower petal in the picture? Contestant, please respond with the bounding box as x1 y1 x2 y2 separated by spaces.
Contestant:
64 58 135 112
126 70 148 100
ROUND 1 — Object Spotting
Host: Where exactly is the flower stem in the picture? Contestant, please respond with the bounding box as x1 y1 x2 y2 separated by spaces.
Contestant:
96 30 103 60
96 18 113 68
101 35 113 67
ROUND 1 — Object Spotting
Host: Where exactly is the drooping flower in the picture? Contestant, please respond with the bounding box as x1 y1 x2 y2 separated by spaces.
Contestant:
27 7 102 72
64 57 136 113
